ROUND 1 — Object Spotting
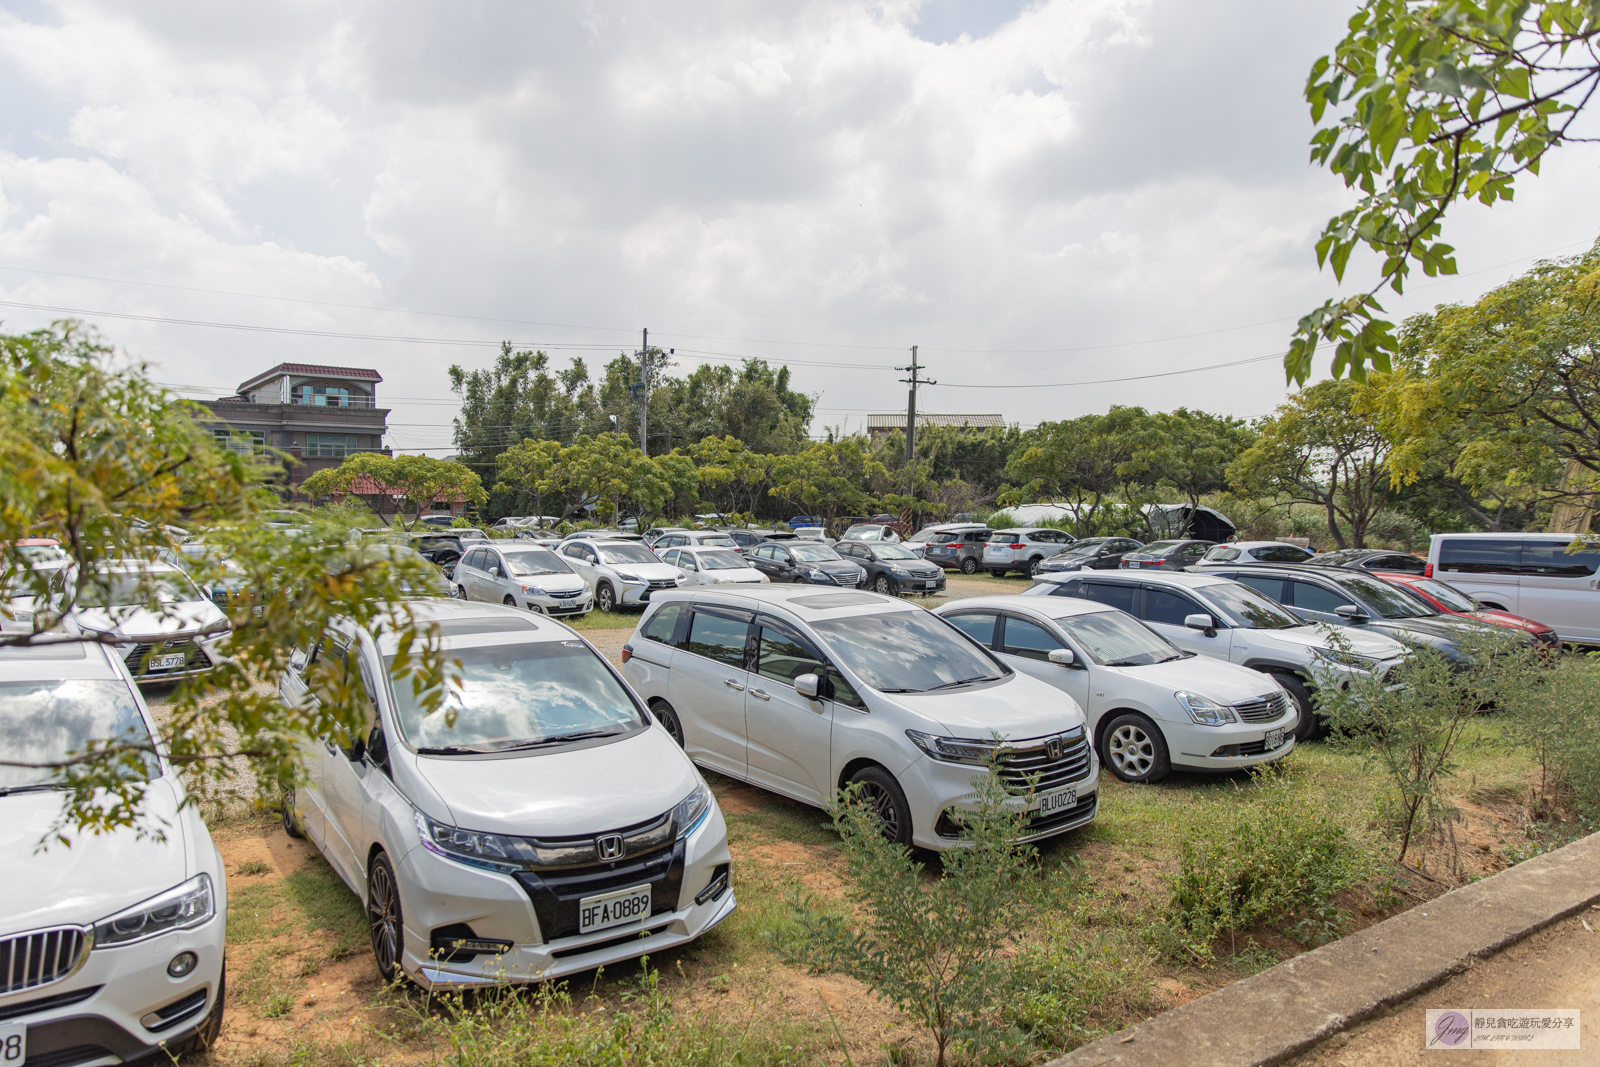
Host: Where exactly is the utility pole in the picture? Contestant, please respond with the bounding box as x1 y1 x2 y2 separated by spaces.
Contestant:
638 327 649 453
896 345 935 500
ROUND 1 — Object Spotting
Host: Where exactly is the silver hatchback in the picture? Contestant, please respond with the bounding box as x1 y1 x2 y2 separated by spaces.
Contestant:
453 543 594 617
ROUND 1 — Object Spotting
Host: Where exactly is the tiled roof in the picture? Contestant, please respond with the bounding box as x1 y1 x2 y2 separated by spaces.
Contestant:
334 475 468 503
238 363 383 393
865 413 1005 431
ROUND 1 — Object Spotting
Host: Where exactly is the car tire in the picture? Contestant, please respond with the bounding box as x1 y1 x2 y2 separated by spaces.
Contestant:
988 569 1007 578
280 786 303 839
847 765 913 846
367 852 405 985
1025 557 1042 577
503 595 516 606
1100 713 1171 783
960 557 978 575
452 584 467 600
1274 672 1321 741
650 699 686 748
596 582 617 613
169 961 225 1055
873 575 894 596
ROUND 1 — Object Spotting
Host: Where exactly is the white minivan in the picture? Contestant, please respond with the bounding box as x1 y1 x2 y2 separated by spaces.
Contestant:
278 600 733 988
0 643 226 1062
1426 532 1600 645
621 587 1098 850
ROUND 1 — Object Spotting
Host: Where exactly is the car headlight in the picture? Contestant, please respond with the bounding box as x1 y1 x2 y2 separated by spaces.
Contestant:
197 617 231 636
804 568 832 582
1175 691 1237 726
1312 646 1381 672
416 809 529 873
673 781 712 838
520 584 547 596
614 571 642 583
889 567 911 577
94 874 215 947
905 730 1001 765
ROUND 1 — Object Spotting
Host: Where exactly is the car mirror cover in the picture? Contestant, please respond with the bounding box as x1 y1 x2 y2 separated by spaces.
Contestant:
1184 613 1214 630
794 673 821 699
1047 648 1076 667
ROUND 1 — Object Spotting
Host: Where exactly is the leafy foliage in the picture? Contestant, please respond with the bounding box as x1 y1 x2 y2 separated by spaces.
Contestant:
301 452 487 528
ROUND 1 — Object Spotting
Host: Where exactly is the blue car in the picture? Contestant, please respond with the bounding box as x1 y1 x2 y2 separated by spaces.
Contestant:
788 515 825 529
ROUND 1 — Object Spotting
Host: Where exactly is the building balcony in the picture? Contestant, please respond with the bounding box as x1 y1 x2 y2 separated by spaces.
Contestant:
290 394 377 409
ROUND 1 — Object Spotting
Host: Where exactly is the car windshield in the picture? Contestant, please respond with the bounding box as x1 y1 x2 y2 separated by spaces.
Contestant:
1334 573 1434 619
96 570 205 606
791 544 842 562
873 544 919 561
1058 610 1182 666
696 550 748 571
847 528 884 540
1139 541 1184 554
811 611 1005 693
1410 578 1478 613
387 640 646 752
15 545 66 563
1199 582 1302 629
1309 549 1364 566
500 548 570 576
596 544 661 566
696 535 737 548
0 679 158 789
1054 541 1108 560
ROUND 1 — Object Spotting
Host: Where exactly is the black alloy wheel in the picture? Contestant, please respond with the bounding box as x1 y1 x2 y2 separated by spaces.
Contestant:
650 699 686 748
960 557 978 575
280 786 303 839
873 575 894 596
502 595 516 606
848 765 913 846
367 853 405 984
596 582 617 613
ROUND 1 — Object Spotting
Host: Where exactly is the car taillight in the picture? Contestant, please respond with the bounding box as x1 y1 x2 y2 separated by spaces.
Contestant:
1008 543 1027 549
1423 563 1432 577
621 645 633 664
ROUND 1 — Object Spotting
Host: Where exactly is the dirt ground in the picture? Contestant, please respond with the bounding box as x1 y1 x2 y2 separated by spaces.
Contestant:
1287 910 1600 1067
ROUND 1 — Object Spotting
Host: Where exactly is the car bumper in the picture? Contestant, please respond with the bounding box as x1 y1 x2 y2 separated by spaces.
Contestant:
524 593 594 616
395 805 734 987
1168 713 1298 771
900 755 1099 851
892 575 946 594
1 913 226 1066
617 583 682 607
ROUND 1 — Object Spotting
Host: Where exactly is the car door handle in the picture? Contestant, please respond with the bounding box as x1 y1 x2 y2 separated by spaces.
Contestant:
324 739 339 755
723 678 745 691
748 688 770 701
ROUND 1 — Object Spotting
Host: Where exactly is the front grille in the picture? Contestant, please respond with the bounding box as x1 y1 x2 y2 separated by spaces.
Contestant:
646 580 678 590
123 639 210 676
997 732 1093 795
27 1045 117 1067
549 590 580 600
0 927 89 995
548 603 586 614
0 984 99 1021
836 575 859 588
1230 692 1290 724
514 841 685 943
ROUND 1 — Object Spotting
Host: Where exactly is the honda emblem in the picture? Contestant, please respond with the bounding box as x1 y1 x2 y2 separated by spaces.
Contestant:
1045 737 1063 761
596 834 625 860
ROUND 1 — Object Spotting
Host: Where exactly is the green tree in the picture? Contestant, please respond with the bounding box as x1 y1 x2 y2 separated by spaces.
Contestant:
301 453 487 529
999 408 1149 537
1289 0 1600 383
492 438 566 523
1230 379 1392 548
769 440 884 529
1128 409 1256 510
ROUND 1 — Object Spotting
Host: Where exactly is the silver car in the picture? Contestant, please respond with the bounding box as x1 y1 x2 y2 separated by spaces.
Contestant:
651 530 741 551
981 528 1076 578
658 546 769 586
557 538 685 613
453 543 594 617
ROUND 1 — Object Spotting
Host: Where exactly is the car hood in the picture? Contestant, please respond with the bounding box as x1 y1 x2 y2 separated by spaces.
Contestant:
1471 608 1551 632
0 779 191 934
411 727 700 837
803 560 862 573
1104 656 1284 705
1255 623 1408 658
605 563 680 581
894 673 1086 738
1367 615 1505 648
515 574 588 593
73 600 226 641
882 560 942 575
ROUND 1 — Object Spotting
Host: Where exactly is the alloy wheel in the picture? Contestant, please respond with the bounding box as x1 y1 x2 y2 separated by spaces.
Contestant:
597 583 616 612
960 557 978 575
367 857 403 982
1107 724 1156 779
873 576 893 595
452 585 466 600
855 781 901 841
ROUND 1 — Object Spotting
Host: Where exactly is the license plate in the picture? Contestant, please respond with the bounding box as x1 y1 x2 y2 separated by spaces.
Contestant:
149 653 186 670
0 1022 24 1066
1036 788 1077 815
925 579 938 589
1126 561 1142 568
12 612 31 623
578 884 651 934
253 605 263 617
1264 728 1286 751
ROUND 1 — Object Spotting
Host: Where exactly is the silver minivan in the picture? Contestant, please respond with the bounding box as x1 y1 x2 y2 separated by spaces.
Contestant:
1427 532 1600 645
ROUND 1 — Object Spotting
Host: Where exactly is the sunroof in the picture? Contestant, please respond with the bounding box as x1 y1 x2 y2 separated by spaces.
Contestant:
789 592 884 610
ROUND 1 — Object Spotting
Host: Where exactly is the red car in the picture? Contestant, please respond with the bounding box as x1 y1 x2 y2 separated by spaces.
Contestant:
1375 571 1562 649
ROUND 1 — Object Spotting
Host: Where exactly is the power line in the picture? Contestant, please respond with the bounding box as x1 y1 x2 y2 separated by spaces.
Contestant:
932 351 1283 388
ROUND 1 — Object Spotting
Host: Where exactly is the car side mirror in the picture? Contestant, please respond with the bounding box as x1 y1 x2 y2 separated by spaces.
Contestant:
795 673 821 699
1047 648 1078 668
1334 604 1367 620
1184 613 1219 636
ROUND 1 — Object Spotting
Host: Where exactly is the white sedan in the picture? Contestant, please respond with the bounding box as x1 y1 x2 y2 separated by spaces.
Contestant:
657 546 769 587
61 561 231 683
936 595 1298 783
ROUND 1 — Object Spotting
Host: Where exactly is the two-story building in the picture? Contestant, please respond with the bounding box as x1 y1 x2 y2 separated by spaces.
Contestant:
205 363 391 485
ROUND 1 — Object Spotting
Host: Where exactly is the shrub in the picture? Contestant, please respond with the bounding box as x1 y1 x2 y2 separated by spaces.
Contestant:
1001 923 1151 1051
1506 652 1600 820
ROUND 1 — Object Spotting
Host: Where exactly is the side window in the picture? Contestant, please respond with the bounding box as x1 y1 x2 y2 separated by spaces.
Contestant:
660 549 679 566
1438 538 1520 575
1374 553 1425 573
1000 616 1063 660
486 551 505 575
1144 588 1202 626
682 610 751 668
357 661 390 774
825 664 864 708
773 547 792 563
1521 542 1600 578
1231 574 1285 602
755 625 825 686
680 554 699 571
640 603 684 644
1047 579 1084 598
1183 542 1209 559
1288 580 1351 614
1207 547 1240 561
1080 581 1138 614
944 612 998 648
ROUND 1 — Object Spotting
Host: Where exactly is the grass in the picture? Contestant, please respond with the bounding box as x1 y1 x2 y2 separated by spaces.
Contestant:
281 854 370 961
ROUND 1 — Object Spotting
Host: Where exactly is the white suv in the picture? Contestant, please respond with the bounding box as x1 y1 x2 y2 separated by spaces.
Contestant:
936 596 1298 783
556 539 683 613
621 587 1098 850
278 600 734 988
0 642 226 1062
1023 570 1409 740
982 528 1076 577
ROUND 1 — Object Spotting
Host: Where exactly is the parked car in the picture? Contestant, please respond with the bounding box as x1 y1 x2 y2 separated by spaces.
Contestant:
1373 571 1561 650
1034 537 1147 575
563 529 646 543
1118 539 1215 572
936 596 1298 782
621 586 1098 849
1424 532 1600 646
1197 562 1519 662
61 561 231 683
787 516 825 529
453 543 593 616
981 528 1076 577
511 532 564 550
725 529 799 553
1194 541 1316 567
1305 547 1426 574
791 527 838 545
744 541 866 587
658 546 769 586
1023 570 1410 740
921 527 997 574
0 641 228 1060
1 539 71 634
556 538 683 612
278 600 733 987
653 530 740 551
904 523 989 559
335 543 454 601
840 523 901 543
834 540 946 596
642 527 691 547
418 515 459 528
153 547 258 614
409 532 472 576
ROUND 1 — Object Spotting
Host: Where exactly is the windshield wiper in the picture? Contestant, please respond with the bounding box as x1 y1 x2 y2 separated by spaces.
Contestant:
493 729 624 751
416 745 496 755
929 675 1000 691
1103 658 1150 667
875 687 925 694
0 783 67 796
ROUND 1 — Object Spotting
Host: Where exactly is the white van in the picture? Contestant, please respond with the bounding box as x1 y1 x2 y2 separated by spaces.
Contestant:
1426 533 1600 645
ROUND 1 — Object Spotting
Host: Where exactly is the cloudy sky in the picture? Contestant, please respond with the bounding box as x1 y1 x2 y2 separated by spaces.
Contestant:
1 0 1596 453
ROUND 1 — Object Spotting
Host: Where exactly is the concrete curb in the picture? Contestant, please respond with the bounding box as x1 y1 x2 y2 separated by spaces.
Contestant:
1047 832 1600 1067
